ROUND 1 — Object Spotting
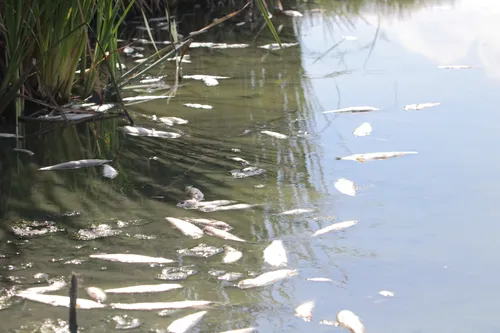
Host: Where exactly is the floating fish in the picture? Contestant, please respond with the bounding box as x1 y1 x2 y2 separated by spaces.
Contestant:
278 208 314 216
227 156 250 166
335 310 365 333
122 95 170 102
183 75 230 87
86 287 107 303
178 244 223 258
158 116 189 125
87 103 116 112
379 290 395 297
0 133 23 138
295 301 315 321
200 203 261 212
167 311 207 333
258 43 299 50
353 123 372 137
263 240 288 267
39 159 111 171
16 293 106 309
203 77 219 86
203 226 247 242
157 267 198 281
113 316 141 330
211 43 250 49
282 10 303 17
230 167 266 179
121 126 181 138
334 178 356 197
185 186 204 201
177 199 200 210
312 220 359 237
110 300 212 310
102 164 118 179
323 106 379 114
219 329 256 333
197 200 237 208
13 148 34 155
140 76 165 84
89 253 175 264
306 277 334 283
342 36 358 40
19 278 66 294
105 284 182 294
222 246 243 264
403 103 441 111
438 65 472 69
237 269 298 289
183 103 213 109
260 130 288 139
187 218 233 231
165 217 204 239
336 151 418 162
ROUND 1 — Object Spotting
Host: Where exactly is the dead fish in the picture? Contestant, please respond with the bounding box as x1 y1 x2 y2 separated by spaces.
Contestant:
306 277 334 283
140 76 165 83
211 43 250 49
177 199 200 210
278 208 314 216
295 301 315 321
121 126 181 138
200 204 261 213
260 130 288 139
196 200 237 208
334 178 356 197
158 116 189 125
102 164 118 179
353 123 372 137
438 65 472 69
185 186 204 201
222 246 243 264
230 167 266 178
110 300 212 310
39 159 111 171
263 240 288 267
122 95 170 102
13 148 34 155
404 102 441 110
312 220 359 237
323 106 379 114
19 278 66 294
89 253 175 264
0 133 23 138
335 310 365 333
204 226 247 242
282 10 303 17
336 151 418 162
88 103 116 112
258 43 299 50
183 103 213 110
105 283 182 294
237 269 298 289
219 329 256 333
167 310 207 333
187 218 233 231
227 156 250 166
165 217 204 239
86 287 107 303
16 293 106 309
379 290 395 297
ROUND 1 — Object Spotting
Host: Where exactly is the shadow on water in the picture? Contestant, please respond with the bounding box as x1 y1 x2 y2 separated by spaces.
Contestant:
0 0 457 331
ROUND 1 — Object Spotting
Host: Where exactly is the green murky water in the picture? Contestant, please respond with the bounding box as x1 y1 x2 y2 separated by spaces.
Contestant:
3 0 500 332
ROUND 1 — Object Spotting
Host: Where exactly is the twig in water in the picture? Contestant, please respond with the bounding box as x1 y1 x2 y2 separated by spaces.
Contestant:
69 273 78 333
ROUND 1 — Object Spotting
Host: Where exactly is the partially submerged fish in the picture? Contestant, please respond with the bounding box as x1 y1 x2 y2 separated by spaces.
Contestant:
438 65 472 69
19 278 66 294
336 151 418 162
379 290 395 297
185 186 204 201
105 283 182 294
263 240 288 267
222 246 243 264
102 164 118 179
110 300 212 310
200 203 261 212
187 218 233 231
258 43 299 50
334 178 356 197
335 310 365 333
158 116 189 125
183 103 213 110
165 217 204 239
203 226 247 242
295 301 315 322
312 220 359 237
89 253 175 264
227 156 250 166
353 123 372 137
260 130 288 139
404 102 441 111
39 159 111 171
306 277 334 283
323 106 379 114
219 329 256 333
16 293 106 309
196 200 237 208
237 269 298 289
282 10 303 17
278 208 314 216
86 287 107 303
121 126 181 138
230 167 266 179
167 311 207 333
122 95 170 102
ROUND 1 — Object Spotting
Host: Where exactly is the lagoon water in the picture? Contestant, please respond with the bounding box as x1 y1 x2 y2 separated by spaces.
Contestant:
2 0 500 332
